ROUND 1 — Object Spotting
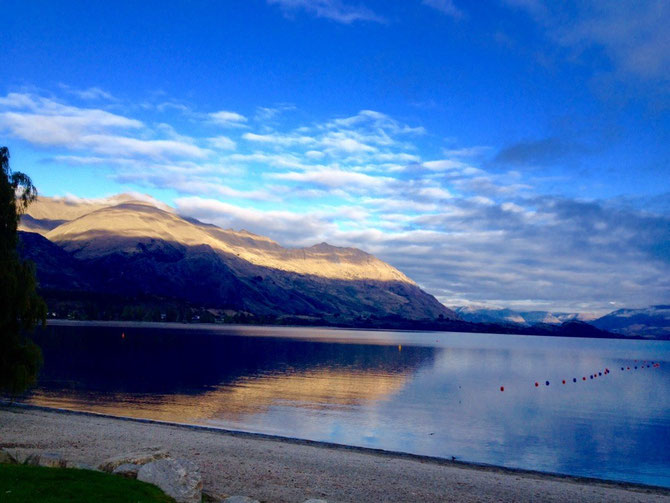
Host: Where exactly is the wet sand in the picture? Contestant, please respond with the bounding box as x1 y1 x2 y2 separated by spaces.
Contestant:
1 405 668 502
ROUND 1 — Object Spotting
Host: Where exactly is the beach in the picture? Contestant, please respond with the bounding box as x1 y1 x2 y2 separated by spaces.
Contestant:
1 405 668 502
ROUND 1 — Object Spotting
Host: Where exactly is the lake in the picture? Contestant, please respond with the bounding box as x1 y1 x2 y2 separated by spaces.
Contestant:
23 322 670 488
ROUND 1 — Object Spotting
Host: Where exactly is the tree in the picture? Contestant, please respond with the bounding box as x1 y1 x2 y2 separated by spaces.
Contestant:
0 146 46 396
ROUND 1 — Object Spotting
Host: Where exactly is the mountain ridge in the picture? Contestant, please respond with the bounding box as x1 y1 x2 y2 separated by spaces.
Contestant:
19 195 454 322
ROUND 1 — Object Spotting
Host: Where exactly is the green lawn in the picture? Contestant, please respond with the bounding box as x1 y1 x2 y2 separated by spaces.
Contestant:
0 463 175 502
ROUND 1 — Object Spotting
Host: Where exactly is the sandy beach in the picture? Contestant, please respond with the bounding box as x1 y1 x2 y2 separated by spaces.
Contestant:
1 405 668 502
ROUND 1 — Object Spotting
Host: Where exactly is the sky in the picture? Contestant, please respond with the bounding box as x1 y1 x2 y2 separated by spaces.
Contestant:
1 0 669 315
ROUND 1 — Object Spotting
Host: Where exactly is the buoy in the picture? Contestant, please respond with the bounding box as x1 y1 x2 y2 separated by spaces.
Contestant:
562 380 566 384
500 386 504 392
535 382 539 387
590 375 593 379
621 367 624 371
545 381 550 386
582 377 586 381
573 378 577 383
598 372 602 376
121 332 125 339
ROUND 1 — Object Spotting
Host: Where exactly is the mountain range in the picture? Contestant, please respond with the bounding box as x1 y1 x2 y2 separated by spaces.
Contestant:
454 305 670 339
453 306 598 326
18 194 663 339
590 305 670 339
18 194 455 323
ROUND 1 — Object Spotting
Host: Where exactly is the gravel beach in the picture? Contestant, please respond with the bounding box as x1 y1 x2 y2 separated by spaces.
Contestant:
1 405 668 502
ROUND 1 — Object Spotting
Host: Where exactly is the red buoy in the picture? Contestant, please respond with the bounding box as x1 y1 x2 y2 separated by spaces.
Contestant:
562 380 566 384
500 386 504 392
535 382 539 387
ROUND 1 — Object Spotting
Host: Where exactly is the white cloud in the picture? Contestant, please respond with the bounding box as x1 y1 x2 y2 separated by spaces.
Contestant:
66 86 116 101
422 159 473 172
267 0 385 24
422 0 463 18
0 92 209 160
243 132 316 146
209 110 248 127
254 104 296 121
505 0 670 81
208 136 237 150
7 88 668 313
320 133 377 154
273 168 392 189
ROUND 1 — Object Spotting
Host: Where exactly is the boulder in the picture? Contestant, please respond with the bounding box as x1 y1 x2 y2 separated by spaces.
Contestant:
137 458 203 503
65 460 96 471
98 447 168 472
222 497 260 503
0 448 16 464
37 452 67 468
202 490 226 502
23 453 41 466
112 463 141 479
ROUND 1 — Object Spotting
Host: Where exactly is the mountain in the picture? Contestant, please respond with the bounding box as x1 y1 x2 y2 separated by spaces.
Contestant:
591 306 670 339
18 194 456 323
453 306 589 326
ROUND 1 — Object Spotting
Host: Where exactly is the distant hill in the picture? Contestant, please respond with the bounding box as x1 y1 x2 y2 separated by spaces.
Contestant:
591 306 670 339
453 306 590 326
19 195 456 323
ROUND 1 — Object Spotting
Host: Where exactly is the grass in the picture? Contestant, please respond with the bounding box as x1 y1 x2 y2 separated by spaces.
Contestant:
0 463 175 502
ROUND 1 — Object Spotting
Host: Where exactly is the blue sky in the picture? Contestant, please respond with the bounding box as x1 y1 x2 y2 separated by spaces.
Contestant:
2 0 669 314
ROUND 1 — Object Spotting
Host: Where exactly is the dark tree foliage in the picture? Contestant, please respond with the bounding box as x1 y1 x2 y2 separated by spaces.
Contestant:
0 146 46 396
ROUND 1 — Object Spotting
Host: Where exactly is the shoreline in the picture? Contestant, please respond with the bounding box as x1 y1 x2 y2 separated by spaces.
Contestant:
2 403 669 502
43 318 660 342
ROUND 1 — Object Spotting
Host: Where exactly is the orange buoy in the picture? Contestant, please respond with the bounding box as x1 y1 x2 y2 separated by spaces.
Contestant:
121 332 125 339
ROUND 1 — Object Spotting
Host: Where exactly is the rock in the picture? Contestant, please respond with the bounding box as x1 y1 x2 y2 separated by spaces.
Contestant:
222 497 260 503
202 491 224 502
202 490 229 502
98 447 169 472
112 463 141 479
37 452 66 468
23 453 41 466
137 458 203 503
65 460 96 471
0 448 16 464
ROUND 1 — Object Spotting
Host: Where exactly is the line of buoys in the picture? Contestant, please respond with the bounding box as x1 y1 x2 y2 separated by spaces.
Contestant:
501 362 660 392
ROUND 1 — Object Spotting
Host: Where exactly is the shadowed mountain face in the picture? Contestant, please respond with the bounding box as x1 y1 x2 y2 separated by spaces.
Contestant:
19 195 455 321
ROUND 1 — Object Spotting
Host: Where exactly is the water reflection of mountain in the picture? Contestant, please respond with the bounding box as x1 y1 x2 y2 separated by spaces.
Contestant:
26 324 435 422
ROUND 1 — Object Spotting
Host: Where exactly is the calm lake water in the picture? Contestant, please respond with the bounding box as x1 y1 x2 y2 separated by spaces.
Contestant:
24 322 670 488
